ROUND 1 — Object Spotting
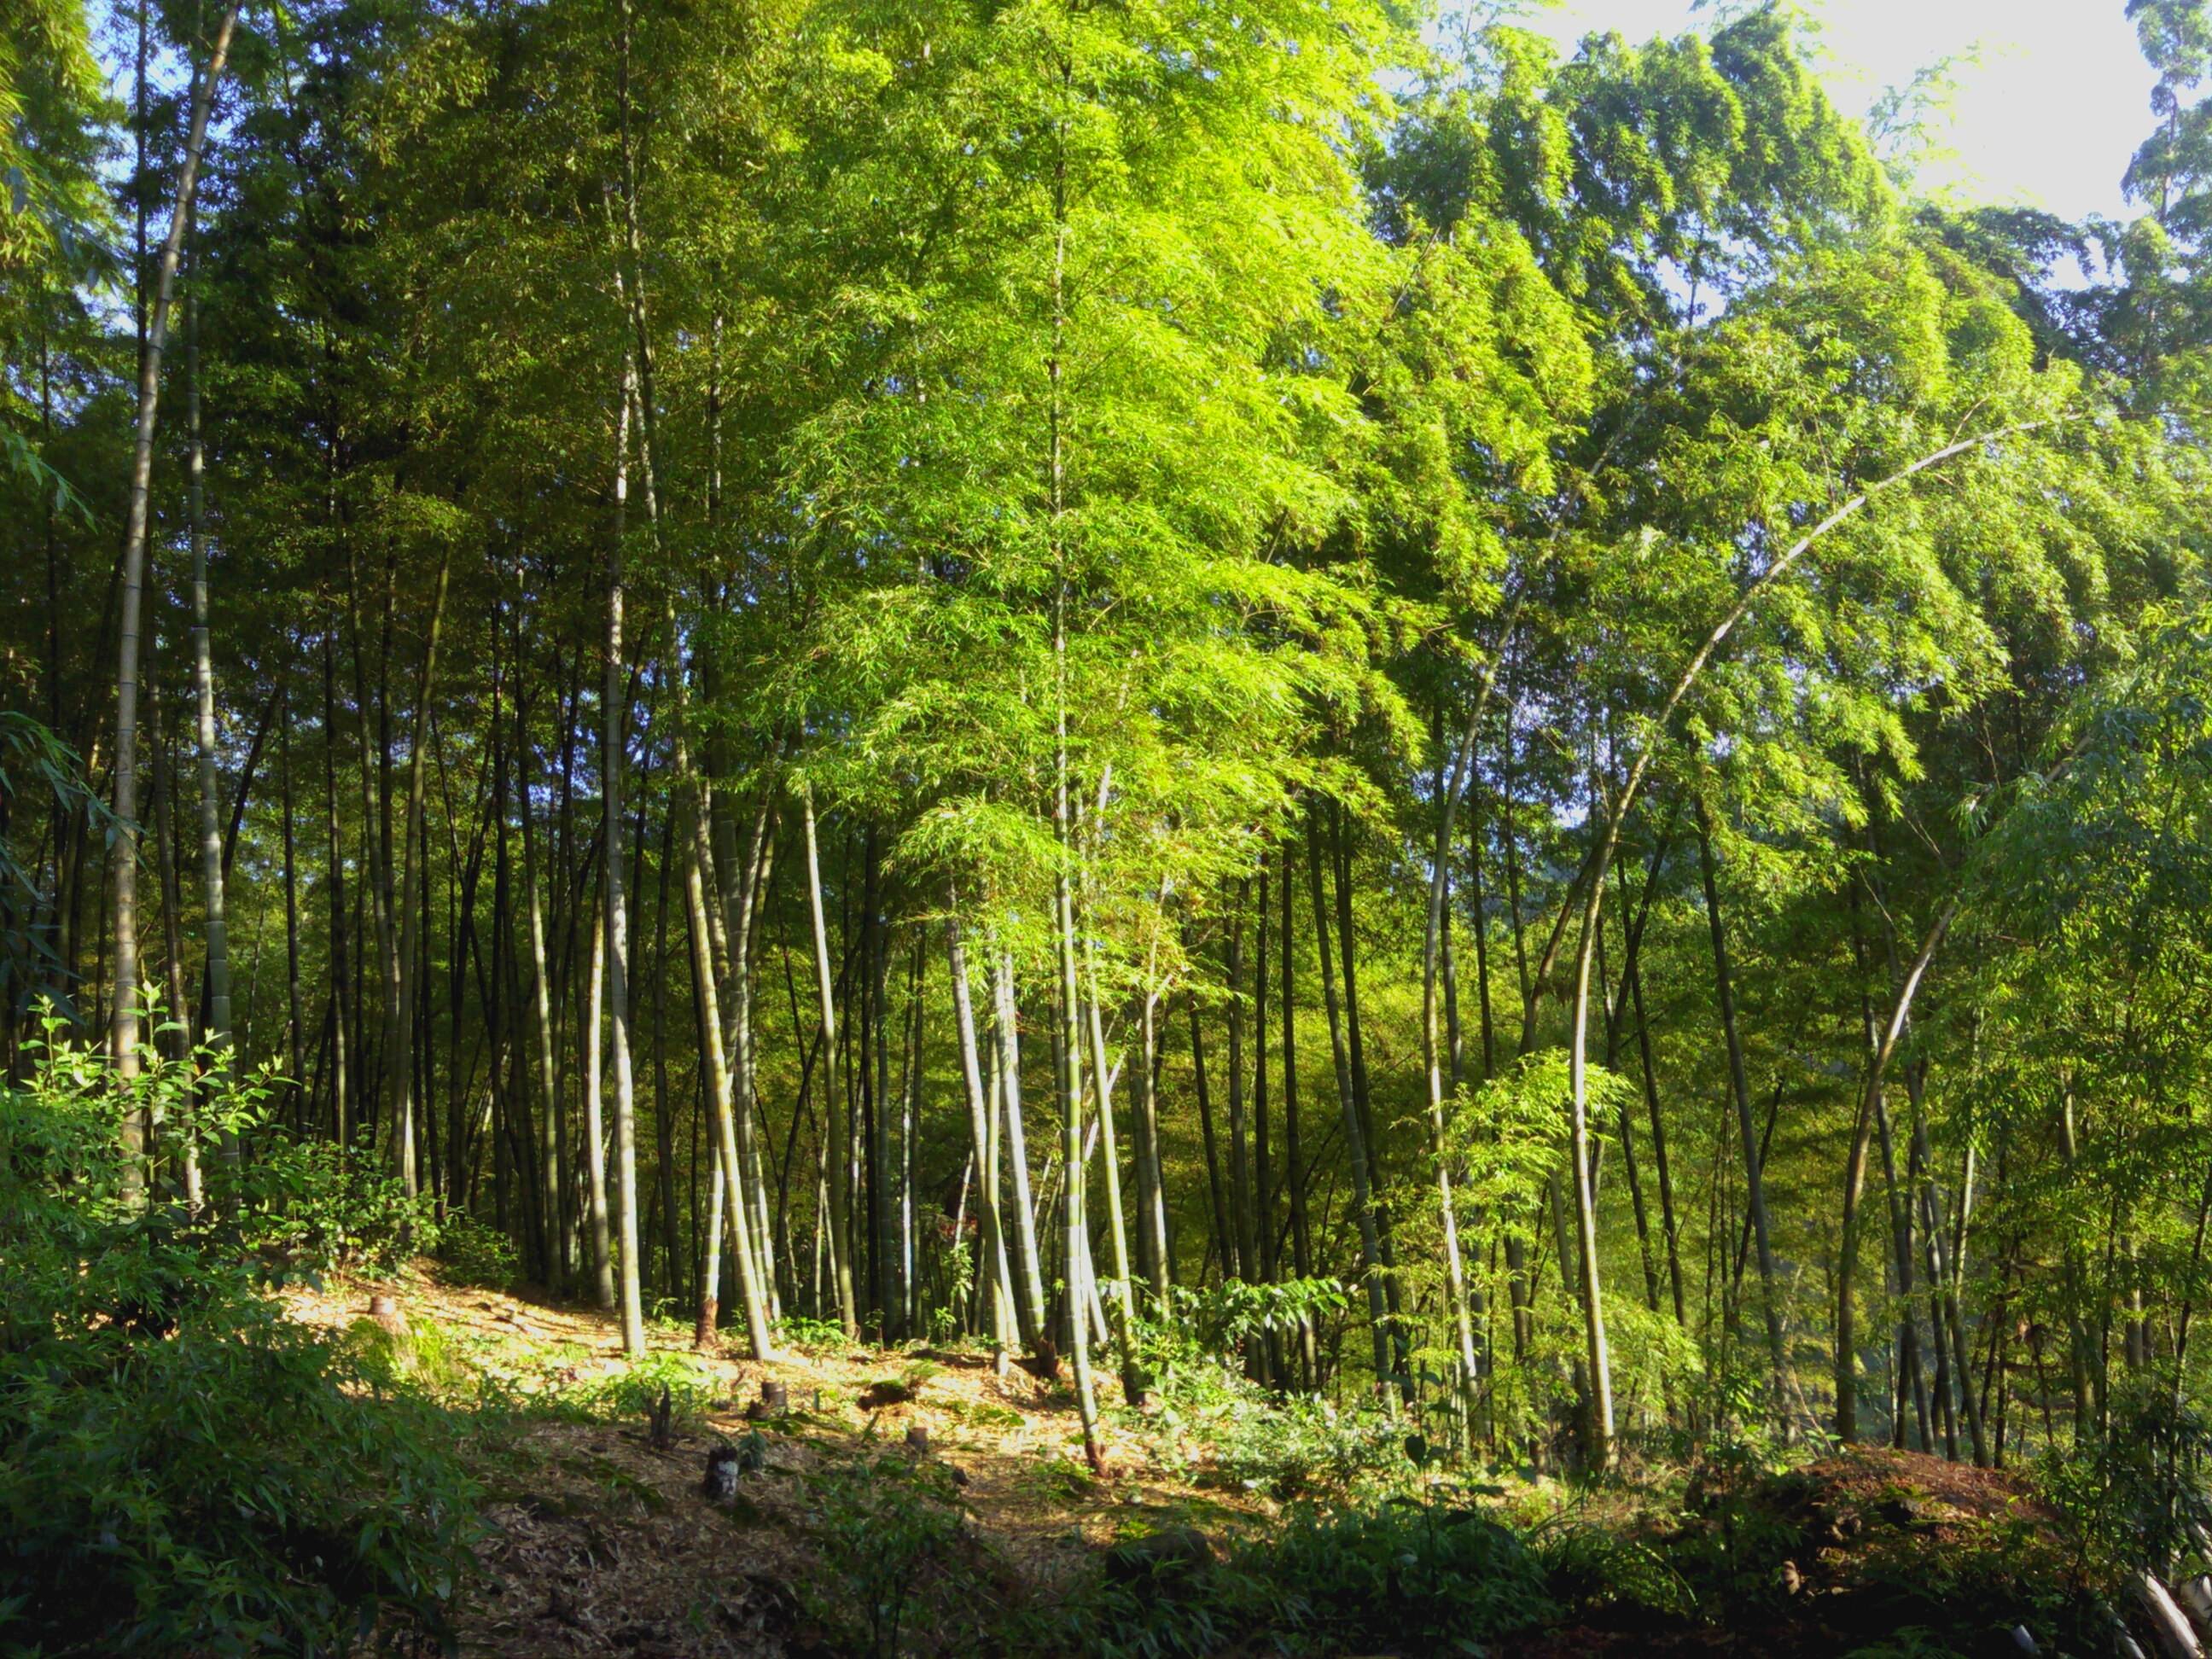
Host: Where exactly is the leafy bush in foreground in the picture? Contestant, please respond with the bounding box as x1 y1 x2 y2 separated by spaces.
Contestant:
800 1452 987 1658
0 1027 479 1656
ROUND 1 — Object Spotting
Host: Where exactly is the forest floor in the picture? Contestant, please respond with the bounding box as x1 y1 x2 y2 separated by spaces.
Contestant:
282 1270 1272 1656
278 1272 2074 1657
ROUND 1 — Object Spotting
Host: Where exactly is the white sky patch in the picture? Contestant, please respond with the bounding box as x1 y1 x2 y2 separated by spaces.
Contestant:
1518 0 2158 224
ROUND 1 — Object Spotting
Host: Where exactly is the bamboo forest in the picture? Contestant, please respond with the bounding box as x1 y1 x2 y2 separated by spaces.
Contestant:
14 0 2212 1651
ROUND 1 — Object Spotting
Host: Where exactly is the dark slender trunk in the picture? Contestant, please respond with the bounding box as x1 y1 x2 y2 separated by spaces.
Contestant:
1695 800 1787 1425
1225 891 1255 1285
1282 830 1317 1387
1189 984 1234 1282
1627 952 1687 1327
1307 806 1398 1399
654 805 682 1302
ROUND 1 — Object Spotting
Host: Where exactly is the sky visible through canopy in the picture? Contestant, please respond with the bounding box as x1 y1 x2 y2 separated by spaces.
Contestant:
1526 0 2155 222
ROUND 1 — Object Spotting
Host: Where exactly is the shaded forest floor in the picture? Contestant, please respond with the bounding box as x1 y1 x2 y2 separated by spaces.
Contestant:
279 1272 2084 1657
283 1270 1272 1656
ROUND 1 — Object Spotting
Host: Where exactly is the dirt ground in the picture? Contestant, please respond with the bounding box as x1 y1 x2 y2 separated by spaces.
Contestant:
282 1271 1266 1656
282 1273 2087 1658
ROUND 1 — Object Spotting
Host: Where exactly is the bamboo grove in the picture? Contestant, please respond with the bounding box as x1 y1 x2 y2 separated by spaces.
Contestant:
10 0 2212 1476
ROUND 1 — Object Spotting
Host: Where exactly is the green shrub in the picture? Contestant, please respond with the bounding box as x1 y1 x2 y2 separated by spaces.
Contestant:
431 1208 519 1289
0 1295 480 1655
1534 1517 1697 1621
1669 1441 1804 1618
1168 1276 1348 1359
800 1452 986 1656
1027 1496 1556 1657
231 1133 441 1279
1260 1499 1557 1651
341 1313 475 1400
1136 1352 1409 1500
773 1313 851 1353
0 1027 480 1656
2044 1379 2212 1586
536 1348 723 1425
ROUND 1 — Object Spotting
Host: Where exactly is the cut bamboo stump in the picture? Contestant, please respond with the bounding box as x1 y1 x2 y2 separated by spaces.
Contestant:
702 1444 739 1501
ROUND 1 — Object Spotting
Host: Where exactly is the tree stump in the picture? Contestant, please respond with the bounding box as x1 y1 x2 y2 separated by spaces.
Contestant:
702 1443 739 1501
648 1384 674 1451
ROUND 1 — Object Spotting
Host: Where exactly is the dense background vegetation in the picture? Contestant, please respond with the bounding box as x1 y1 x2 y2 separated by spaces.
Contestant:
13 0 2212 1648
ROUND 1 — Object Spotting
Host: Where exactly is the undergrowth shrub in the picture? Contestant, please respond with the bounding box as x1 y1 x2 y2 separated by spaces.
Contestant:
2045 1379 2212 1586
235 1134 441 1279
1263 1499 1557 1650
558 1348 723 1423
430 1208 519 1289
1137 1353 1410 1500
1131 1285 1411 1500
774 1313 852 1353
342 1313 475 1400
800 1452 987 1657
1533 1516 1697 1623
0 1024 480 1655
1851 1510 2081 1656
1670 1439 1804 1618
1027 1497 1556 1656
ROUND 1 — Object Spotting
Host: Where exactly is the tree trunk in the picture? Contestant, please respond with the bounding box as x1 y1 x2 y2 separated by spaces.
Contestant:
1189 984 1234 1282
1307 806 1395 1396
719 786 780 1317
1225 893 1255 1285
1421 693 1495 1405
1046 108 1103 1459
1695 798 1788 1427
515 590 568 1296
948 917 1016 1362
1628 948 1687 1327
1132 978 1171 1307
602 362 645 1357
675 763 777 1359
1598 874 1661 1317
1253 858 1279 1384
994 949 1051 1353
800 782 860 1337
183 280 235 1160
380 543 452 1194
280 696 306 1123
1282 830 1318 1388
322 626 352 1148
582 892 614 1307
150 674 200 1205
111 0 241 1188
1080 929 1144 1402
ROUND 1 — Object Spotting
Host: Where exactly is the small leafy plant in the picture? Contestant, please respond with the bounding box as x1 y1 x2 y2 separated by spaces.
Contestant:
433 1208 520 1289
800 1452 986 1656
